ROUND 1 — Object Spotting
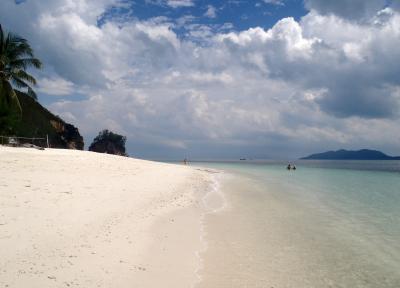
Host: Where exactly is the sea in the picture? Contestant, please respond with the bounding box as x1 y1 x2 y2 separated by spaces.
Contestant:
194 160 400 288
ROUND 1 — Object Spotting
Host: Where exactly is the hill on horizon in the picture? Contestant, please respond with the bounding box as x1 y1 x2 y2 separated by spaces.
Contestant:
301 149 400 160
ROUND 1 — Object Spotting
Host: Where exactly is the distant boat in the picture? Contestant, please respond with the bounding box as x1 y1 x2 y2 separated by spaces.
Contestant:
240 158 246 161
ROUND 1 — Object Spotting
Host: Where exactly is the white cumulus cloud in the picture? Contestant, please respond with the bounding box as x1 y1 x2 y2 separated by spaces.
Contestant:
204 5 217 18
166 0 195 8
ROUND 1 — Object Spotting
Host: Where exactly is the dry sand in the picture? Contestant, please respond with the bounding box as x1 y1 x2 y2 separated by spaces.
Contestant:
0 147 214 288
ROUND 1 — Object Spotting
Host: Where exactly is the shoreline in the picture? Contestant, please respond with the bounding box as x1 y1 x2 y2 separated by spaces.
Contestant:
192 167 229 287
129 166 224 288
0 147 218 288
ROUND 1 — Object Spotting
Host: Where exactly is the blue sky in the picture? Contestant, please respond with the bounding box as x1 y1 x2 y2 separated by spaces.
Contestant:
98 0 307 32
1 0 400 159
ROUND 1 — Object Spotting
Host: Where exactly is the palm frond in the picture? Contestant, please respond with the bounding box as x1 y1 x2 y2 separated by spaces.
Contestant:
0 79 22 113
11 76 29 89
11 74 38 100
0 24 41 111
0 24 4 55
12 70 37 85
7 43 34 60
10 58 42 69
27 87 37 100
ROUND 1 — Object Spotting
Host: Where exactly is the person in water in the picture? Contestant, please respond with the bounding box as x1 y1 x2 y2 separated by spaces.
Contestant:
287 164 291 170
292 165 296 170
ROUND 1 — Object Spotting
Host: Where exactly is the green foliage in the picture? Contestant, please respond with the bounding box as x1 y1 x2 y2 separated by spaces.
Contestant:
3 91 84 149
0 24 42 134
12 91 60 138
0 79 21 134
89 129 127 156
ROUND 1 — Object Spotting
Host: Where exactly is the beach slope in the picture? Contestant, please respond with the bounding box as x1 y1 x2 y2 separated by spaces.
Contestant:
0 147 211 288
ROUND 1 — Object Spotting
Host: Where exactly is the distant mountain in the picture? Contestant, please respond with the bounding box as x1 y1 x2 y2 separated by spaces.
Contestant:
301 149 400 160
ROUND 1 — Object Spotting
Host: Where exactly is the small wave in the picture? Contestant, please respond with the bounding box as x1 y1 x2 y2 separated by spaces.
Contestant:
192 172 228 287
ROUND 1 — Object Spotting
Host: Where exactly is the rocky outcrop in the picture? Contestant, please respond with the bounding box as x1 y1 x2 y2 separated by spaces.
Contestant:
89 141 126 156
49 120 84 150
13 91 84 149
89 130 127 156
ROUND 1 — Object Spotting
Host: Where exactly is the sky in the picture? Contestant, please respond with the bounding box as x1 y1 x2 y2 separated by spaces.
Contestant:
1 0 400 159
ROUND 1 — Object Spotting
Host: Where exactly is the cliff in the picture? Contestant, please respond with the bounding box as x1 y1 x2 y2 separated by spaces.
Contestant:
12 91 84 149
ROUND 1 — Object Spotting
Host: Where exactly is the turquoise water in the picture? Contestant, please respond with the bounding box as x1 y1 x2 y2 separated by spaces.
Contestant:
196 161 400 287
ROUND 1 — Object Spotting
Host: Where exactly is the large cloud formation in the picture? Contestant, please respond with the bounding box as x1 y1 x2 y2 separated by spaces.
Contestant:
304 0 387 20
1 0 399 158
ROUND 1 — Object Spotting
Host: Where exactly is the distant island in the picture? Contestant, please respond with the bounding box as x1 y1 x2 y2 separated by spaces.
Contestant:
301 149 400 160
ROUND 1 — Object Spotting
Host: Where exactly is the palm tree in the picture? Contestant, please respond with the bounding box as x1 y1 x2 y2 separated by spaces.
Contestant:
0 24 42 133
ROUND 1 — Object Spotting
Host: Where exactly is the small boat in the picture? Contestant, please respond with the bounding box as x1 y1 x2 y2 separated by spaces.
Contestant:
240 158 246 161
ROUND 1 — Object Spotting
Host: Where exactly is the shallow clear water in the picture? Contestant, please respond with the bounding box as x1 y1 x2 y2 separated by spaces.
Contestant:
195 160 400 287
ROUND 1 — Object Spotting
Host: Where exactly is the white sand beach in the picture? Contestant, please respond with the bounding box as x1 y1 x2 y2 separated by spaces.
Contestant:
0 147 214 288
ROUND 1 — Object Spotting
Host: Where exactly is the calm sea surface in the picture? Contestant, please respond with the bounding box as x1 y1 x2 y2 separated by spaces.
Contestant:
194 160 400 288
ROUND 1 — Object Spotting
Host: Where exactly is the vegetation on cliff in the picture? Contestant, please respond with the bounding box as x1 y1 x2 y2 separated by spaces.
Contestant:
11 91 84 149
0 24 84 149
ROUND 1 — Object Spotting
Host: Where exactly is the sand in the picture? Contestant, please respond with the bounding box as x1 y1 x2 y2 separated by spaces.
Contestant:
0 147 214 288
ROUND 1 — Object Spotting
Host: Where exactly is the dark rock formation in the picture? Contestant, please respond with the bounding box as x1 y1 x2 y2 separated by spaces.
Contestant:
11 91 84 149
89 130 127 156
